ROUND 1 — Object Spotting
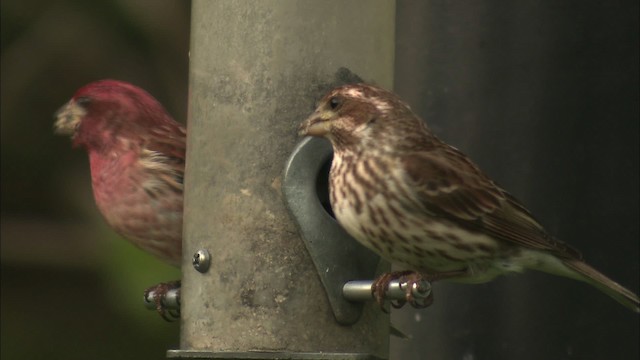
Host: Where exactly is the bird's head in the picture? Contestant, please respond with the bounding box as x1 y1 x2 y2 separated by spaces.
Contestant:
54 80 172 151
298 83 422 152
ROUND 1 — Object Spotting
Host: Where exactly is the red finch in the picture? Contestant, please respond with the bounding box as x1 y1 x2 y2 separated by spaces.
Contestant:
54 80 185 320
298 83 639 312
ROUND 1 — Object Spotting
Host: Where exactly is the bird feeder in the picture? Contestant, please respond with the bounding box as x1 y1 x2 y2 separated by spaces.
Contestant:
170 1 396 358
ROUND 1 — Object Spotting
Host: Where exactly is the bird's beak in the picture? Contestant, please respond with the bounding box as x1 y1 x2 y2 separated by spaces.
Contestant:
54 99 85 136
297 110 333 137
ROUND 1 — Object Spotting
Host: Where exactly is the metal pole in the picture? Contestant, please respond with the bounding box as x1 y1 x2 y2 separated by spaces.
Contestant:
177 1 395 358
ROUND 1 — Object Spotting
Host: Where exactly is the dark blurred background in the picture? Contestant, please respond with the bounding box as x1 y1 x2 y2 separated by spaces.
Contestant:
2 1 638 360
392 1 639 359
1 1 190 359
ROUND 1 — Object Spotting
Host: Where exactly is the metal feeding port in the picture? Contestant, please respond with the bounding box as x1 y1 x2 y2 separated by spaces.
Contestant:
282 137 383 325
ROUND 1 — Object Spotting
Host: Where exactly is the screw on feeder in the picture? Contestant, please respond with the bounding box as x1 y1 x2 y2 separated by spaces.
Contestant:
192 249 211 273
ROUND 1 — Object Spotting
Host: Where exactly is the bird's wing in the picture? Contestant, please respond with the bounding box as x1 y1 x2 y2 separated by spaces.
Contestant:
401 146 581 259
138 122 187 195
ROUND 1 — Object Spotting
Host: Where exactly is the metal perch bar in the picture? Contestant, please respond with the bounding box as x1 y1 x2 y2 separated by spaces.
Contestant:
342 279 432 302
144 279 432 311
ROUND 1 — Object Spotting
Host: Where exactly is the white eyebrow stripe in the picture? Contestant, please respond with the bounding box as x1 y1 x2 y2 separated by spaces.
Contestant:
344 88 364 98
370 98 392 112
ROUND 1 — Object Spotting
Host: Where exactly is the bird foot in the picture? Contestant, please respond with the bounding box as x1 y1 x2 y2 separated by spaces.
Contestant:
144 280 181 322
372 269 468 311
372 271 432 312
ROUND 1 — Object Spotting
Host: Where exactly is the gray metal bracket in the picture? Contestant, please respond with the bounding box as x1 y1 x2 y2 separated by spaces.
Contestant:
282 137 381 325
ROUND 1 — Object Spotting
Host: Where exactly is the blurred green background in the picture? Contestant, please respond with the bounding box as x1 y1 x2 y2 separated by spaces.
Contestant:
1 1 191 359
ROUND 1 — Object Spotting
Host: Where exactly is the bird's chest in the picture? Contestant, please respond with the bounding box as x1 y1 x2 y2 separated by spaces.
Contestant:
88 151 181 235
89 151 139 210
87 147 183 266
328 154 400 250
328 153 500 272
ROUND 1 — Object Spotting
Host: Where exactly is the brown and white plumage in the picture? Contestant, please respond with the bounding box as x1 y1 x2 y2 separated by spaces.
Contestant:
298 83 639 312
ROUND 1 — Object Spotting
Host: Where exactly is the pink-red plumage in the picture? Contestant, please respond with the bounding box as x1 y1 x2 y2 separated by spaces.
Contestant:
55 80 184 266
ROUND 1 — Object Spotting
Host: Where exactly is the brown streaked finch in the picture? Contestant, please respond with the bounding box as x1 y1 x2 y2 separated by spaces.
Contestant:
54 80 185 320
298 83 639 313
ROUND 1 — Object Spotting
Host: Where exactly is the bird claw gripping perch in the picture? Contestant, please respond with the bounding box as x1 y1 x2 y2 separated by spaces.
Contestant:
342 272 434 312
382 271 434 310
144 281 181 321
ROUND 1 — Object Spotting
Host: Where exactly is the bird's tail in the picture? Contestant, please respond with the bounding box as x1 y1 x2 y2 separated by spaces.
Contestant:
562 259 639 313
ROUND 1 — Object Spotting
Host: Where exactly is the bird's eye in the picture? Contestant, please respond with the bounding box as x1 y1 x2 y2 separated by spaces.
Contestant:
76 96 91 107
329 96 342 110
